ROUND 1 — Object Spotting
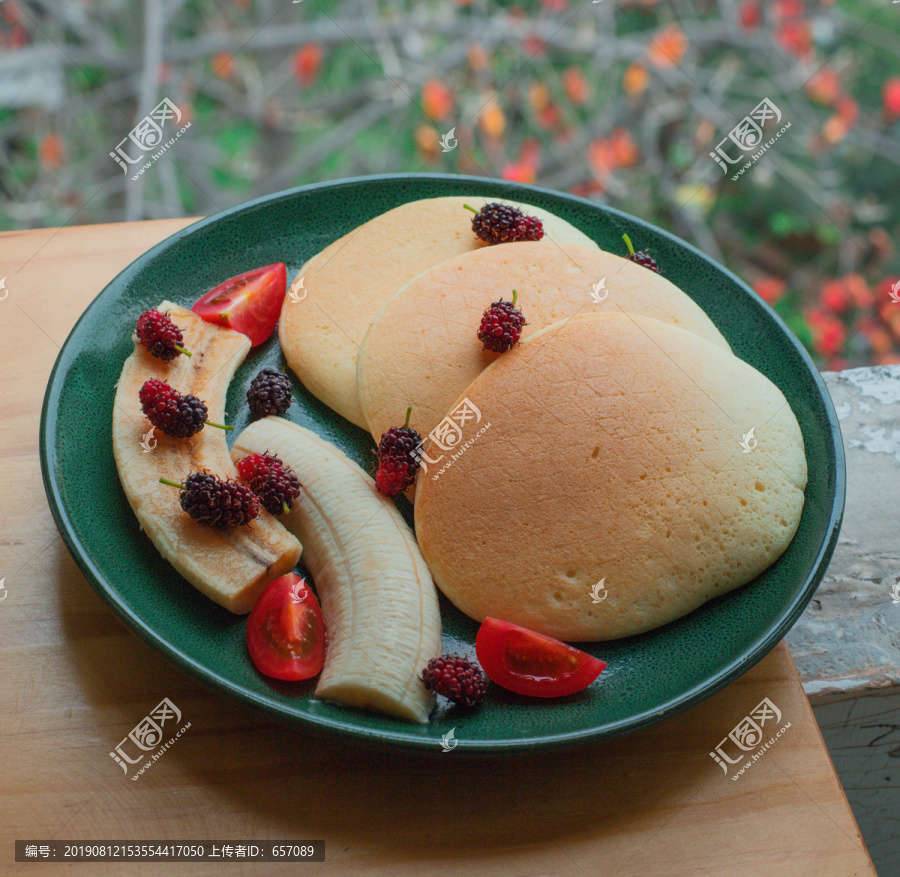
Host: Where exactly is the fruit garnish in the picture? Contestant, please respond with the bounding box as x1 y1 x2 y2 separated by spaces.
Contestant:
375 406 423 497
159 472 260 528
247 367 293 420
139 378 232 437
246 573 326 681
234 417 442 722
464 202 545 245
477 288 526 353
475 617 606 698
134 308 192 361
115 302 302 614
622 233 660 274
192 262 287 347
421 655 488 708
236 452 301 516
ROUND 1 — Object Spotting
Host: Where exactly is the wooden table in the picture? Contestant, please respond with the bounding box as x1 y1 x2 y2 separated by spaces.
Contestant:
0 220 877 876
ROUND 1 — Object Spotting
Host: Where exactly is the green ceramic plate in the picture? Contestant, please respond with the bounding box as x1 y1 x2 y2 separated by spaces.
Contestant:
40 173 844 754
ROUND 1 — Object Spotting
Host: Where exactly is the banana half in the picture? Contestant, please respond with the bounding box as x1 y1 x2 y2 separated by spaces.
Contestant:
232 417 442 724
112 301 302 614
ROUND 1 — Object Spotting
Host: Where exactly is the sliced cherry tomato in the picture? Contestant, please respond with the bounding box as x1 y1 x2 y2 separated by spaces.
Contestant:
475 617 606 698
246 573 326 681
192 262 286 346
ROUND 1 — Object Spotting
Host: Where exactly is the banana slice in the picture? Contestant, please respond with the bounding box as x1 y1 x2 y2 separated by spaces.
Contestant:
232 417 442 723
112 301 302 614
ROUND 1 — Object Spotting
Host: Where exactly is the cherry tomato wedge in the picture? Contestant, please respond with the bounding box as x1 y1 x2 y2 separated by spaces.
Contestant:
475 617 606 698
246 573 326 681
192 262 286 346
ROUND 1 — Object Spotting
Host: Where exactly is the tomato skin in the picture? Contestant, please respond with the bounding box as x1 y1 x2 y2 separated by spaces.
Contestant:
192 262 286 346
475 617 606 698
246 573 326 681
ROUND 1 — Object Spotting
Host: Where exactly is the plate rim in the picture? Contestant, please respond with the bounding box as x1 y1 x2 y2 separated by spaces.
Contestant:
39 172 846 753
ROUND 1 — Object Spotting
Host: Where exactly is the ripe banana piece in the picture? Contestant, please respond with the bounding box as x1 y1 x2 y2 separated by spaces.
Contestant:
112 301 302 614
232 417 442 723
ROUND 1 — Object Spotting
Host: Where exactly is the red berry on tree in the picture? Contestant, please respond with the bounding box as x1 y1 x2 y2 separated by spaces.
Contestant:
883 78 900 121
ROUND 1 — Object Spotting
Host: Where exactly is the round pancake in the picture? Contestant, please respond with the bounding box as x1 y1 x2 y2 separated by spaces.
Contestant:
279 195 598 428
357 242 731 444
413 312 807 642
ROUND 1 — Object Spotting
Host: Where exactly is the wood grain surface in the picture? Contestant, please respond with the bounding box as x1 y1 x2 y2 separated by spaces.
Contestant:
0 220 876 876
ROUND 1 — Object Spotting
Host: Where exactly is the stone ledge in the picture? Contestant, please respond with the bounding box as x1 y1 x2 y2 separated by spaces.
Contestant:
786 365 900 702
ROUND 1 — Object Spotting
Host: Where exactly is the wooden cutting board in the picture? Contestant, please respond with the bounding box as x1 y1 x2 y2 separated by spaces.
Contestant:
0 220 875 876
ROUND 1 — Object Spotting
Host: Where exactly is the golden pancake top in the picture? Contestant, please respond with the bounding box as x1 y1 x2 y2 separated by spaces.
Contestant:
413 312 806 641
357 242 732 444
278 195 598 428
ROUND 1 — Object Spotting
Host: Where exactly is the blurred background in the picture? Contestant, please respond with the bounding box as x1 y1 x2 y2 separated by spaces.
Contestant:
1 0 899 368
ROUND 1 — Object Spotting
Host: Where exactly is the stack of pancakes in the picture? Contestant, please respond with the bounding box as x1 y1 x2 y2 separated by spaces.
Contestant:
280 195 807 641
